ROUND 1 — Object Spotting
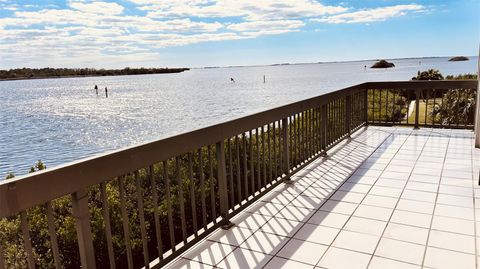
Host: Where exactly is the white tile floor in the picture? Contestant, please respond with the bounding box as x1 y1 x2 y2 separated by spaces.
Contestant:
165 126 480 269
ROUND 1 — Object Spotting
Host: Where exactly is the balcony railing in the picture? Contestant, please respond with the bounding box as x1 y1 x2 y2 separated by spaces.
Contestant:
0 80 477 269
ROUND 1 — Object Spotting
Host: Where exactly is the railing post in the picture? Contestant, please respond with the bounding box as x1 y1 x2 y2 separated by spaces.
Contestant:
414 89 421 129
321 104 328 155
345 95 352 136
475 48 480 148
282 118 290 182
364 89 369 124
216 141 234 229
71 190 96 269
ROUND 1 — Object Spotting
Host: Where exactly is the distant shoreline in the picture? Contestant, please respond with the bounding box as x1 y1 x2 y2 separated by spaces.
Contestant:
0 67 189 82
196 55 476 69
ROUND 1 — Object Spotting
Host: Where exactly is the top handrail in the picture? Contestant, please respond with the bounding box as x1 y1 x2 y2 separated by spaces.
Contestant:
0 80 477 218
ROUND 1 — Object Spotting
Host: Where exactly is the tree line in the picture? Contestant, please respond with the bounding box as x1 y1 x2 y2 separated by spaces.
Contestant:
0 67 189 80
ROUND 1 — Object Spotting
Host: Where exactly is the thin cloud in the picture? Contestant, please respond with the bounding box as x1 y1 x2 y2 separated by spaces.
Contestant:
312 4 424 24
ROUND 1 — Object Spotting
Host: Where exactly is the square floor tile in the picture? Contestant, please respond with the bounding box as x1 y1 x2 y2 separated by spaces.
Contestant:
307 211 350 229
374 238 425 265
276 238 328 265
261 217 302 237
234 213 271 230
353 204 393 221
182 241 236 266
240 231 289 254
338 182 371 193
168 258 215 269
431 215 475 236
368 256 420 269
246 202 284 216
208 226 254 246
361 194 398 208
383 222 429 245
396 199 434 215
294 223 340 245
319 200 357 215
369 186 402 198
275 205 315 222
332 230 380 254
374 178 407 189
427 230 475 254
390 210 432 228
331 190 366 203
436 193 474 208
434 204 474 221
423 247 476 269
317 247 371 269
264 257 313 269
401 189 437 203
343 216 387 236
216 247 272 269
438 185 473 197
406 181 438 193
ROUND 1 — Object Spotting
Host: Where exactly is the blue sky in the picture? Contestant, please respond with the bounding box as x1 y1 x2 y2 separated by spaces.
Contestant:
0 0 478 68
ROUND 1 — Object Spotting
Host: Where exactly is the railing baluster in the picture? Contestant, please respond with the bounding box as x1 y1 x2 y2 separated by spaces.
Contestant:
256 129 261 190
392 89 396 123
176 157 187 244
282 118 290 180
273 122 277 180
207 146 217 223
267 124 272 183
242 133 248 198
99 183 116 269
72 190 96 269
379 89 383 123
295 114 299 165
425 90 429 126
164 160 176 249
346 95 352 136
432 89 437 126
134 171 150 268
235 136 241 203
0 244 5 269
20 211 35 269
216 141 234 229
249 131 255 195
118 177 133 269
321 104 327 153
415 89 420 129
45 201 62 269
198 149 207 230
188 153 198 236
150 166 164 260
261 126 266 187
227 139 234 207
406 90 411 125
364 89 368 124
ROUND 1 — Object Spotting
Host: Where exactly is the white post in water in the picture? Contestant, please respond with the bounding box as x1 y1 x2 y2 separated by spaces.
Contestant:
475 45 480 148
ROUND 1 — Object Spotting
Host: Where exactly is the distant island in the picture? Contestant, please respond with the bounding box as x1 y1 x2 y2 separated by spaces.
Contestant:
448 56 469 61
0 67 189 81
371 60 395 68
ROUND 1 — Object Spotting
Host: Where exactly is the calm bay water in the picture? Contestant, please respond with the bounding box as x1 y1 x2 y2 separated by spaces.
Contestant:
1 57 477 176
